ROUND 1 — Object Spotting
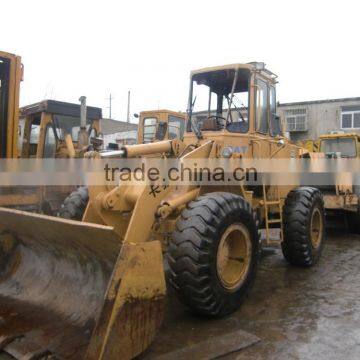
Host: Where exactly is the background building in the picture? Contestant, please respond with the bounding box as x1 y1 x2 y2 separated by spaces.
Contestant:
100 118 138 147
278 97 360 141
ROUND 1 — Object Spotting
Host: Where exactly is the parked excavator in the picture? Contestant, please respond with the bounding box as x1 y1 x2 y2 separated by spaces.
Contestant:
0 62 325 359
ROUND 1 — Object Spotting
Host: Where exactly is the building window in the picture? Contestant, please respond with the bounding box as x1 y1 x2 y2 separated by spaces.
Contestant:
285 108 307 132
341 111 360 129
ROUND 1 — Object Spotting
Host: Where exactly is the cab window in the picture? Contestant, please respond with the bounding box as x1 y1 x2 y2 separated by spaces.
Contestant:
143 117 157 143
17 118 25 154
53 115 92 142
168 116 185 139
29 122 40 157
188 68 250 133
89 127 97 139
43 124 57 157
269 86 281 136
255 79 268 134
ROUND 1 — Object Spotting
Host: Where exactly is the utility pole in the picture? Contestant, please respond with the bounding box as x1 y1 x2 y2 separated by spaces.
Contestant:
126 90 131 123
108 93 114 119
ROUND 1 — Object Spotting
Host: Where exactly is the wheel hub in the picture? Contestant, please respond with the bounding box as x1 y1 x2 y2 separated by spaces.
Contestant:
310 207 323 249
216 223 251 291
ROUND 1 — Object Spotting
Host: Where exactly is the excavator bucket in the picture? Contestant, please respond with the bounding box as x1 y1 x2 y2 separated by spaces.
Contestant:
0 207 166 360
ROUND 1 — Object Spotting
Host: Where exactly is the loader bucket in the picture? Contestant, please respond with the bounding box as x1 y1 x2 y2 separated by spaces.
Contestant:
0 207 166 360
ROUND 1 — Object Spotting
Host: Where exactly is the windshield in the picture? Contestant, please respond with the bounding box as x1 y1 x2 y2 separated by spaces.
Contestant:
53 115 93 141
320 137 356 157
187 68 250 133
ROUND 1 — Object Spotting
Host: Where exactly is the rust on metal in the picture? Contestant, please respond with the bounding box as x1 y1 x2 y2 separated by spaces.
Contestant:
0 207 166 359
0 207 120 359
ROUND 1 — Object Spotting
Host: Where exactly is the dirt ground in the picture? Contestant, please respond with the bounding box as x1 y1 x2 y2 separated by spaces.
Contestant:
142 222 360 360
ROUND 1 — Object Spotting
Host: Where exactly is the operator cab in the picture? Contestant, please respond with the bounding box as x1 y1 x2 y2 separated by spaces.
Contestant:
137 110 186 144
186 63 282 137
19 100 102 158
319 134 358 158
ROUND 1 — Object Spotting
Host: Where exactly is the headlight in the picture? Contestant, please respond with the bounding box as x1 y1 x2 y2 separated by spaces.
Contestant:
222 146 233 158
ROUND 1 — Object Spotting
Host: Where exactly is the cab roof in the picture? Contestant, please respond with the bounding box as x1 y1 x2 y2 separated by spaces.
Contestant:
319 132 360 141
190 62 277 83
20 100 102 120
140 109 185 118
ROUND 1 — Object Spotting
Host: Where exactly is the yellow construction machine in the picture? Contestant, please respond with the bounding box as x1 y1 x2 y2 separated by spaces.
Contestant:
316 131 360 233
0 62 325 359
0 50 102 213
59 109 185 219
19 98 102 159
0 51 22 158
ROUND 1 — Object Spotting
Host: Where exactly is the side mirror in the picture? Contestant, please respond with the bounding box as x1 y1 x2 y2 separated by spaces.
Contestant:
133 113 139 119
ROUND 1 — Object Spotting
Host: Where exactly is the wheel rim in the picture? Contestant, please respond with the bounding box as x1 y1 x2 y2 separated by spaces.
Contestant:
216 223 252 291
310 207 323 248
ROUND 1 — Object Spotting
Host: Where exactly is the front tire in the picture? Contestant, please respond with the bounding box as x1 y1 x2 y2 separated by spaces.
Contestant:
168 192 259 317
282 187 325 267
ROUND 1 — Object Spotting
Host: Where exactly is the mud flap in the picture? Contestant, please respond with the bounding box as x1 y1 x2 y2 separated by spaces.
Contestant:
86 241 166 360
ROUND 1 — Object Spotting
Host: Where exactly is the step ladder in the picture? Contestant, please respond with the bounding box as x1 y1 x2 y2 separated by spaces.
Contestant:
262 184 283 245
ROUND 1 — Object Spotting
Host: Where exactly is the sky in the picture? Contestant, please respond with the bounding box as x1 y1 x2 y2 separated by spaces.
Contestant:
2 0 359 122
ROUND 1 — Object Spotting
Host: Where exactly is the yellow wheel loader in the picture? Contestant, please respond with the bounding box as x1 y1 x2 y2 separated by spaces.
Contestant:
0 62 325 359
59 109 185 219
317 131 360 233
0 50 103 214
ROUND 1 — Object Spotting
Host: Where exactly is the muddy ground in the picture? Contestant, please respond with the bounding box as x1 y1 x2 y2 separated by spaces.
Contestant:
143 222 360 360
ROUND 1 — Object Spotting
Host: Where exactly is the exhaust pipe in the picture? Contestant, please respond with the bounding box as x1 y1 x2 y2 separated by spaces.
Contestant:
78 95 89 148
79 95 87 129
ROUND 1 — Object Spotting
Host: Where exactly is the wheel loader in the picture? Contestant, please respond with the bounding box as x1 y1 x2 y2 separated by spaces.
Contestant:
316 131 360 233
0 50 103 214
0 62 325 359
60 109 186 219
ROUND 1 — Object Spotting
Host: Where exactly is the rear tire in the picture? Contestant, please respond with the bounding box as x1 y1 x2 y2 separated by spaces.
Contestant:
282 187 325 267
58 187 89 220
168 192 259 318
